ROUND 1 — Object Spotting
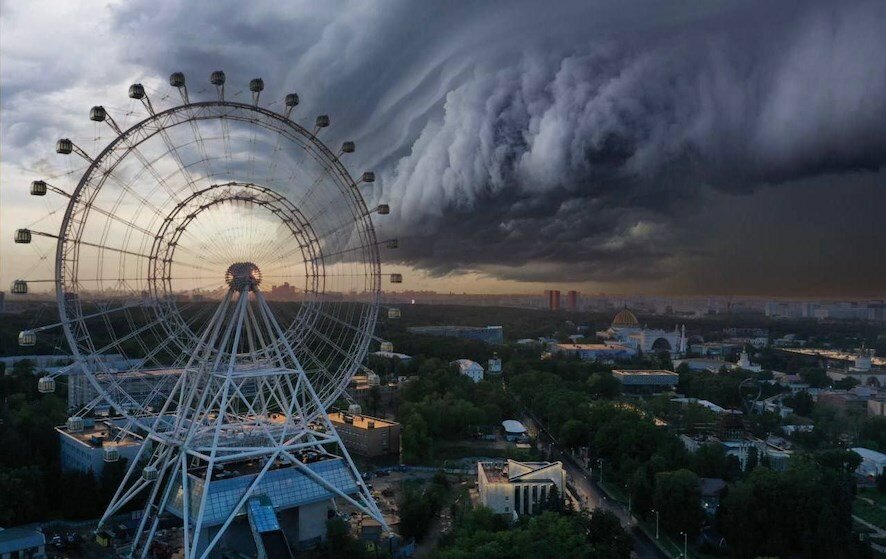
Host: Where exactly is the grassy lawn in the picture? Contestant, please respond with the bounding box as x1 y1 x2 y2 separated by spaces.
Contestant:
854 499 886 531
858 488 886 507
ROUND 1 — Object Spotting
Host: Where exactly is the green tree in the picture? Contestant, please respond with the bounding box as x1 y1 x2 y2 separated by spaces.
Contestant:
401 413 432 463
653 469 703 537
786 391 814 416
559 419 588 449
323 517 371 559
586 509 633 558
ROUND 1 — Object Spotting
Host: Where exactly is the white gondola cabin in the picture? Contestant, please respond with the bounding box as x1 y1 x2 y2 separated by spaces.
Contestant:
14 229 32 243
11 280 28 295
341 141 355 153
386 239 399 249
142 465 158 481
377 204 390 215
249 78 264 92
129 83 146 98
285 93 300 107
103 445 120 463
210 71 226 85
169 72 185 88
89 106 106 122
67 416 85 432
390 273 403 283
30 180 48 196
18 330 37 347
388 308 401 319
361 171 375 183
380 341 394 352
38 376 55 393
315 115 330 128
56 138 73 154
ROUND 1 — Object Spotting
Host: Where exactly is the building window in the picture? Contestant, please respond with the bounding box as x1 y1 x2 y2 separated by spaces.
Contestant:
514 485 520 510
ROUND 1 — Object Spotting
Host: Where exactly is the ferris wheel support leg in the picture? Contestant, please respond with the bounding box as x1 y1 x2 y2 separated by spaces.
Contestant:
180 452 192 559
137 452 184 559
196 450 281 559
97 429 164 530
293 369 389 530
188 289 250 558
129 445 179 557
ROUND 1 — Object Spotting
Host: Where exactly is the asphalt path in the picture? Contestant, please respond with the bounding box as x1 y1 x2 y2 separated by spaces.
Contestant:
524 414 667 559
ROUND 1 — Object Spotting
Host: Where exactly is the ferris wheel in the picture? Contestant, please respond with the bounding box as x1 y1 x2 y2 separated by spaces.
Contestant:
12 70 402 558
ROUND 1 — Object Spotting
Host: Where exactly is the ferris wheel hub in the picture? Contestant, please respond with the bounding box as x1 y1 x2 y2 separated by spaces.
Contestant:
224 261 262 291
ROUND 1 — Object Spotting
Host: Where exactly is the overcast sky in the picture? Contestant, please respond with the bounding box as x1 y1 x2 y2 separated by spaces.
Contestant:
1 0 884 297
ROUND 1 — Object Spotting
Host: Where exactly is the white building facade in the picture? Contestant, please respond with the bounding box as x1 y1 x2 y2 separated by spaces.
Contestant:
596 309 686 356
453 359 484 383
477 460 565 518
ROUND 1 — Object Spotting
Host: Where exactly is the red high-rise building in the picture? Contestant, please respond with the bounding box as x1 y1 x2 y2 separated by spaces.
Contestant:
545 290 561 310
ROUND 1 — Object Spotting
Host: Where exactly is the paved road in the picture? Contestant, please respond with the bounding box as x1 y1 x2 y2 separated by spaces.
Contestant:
525 416 667 559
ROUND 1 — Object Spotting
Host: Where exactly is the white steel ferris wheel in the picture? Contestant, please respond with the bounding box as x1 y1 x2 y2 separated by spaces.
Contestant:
12 70 402 558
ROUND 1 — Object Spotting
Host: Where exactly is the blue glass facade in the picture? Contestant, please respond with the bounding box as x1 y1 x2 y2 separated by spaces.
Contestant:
168 458 358 526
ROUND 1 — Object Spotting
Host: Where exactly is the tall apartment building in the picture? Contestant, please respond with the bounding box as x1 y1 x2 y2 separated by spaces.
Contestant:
544 290 561 311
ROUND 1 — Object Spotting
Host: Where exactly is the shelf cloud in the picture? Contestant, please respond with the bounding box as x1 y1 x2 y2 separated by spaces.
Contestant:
2 0 884 295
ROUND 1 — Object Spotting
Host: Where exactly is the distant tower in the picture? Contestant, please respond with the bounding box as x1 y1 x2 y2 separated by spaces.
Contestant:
680 325 687 353
738 346 752 369
854 345 873 371
566 290 579 312
545 290 561 311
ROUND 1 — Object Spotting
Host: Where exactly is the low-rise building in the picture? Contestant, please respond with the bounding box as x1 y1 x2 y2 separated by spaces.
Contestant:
56 417 147 476
477 460 565 518
612 370 679 393
453 359 484 383
549 343 637 362
673 358 729 373
327 412 400 457
0 527 46 559
699 478 727 515
501 420 528 442
868 399 886 417
851 447 886 479
408 325 504 344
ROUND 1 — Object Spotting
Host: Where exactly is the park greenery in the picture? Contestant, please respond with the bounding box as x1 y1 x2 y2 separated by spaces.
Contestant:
0 360 131 525
504 352 879 558
0 301 883 557
397 359 516 464
432 507 632 559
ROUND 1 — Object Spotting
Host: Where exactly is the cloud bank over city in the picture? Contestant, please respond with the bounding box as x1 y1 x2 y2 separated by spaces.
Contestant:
2 0 884 295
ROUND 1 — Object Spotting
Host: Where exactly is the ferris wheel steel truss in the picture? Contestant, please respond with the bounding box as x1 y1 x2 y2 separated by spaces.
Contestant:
10 70 404 559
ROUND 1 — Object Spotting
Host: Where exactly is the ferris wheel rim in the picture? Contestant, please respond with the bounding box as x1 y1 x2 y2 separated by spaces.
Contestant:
52 97 381 432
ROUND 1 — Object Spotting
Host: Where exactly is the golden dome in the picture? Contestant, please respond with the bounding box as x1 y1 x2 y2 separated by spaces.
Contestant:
612 308 639 328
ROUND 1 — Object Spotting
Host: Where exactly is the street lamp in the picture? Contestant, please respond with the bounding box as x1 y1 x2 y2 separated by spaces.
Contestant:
680 531 688 558
652 509 659 539
625 484 631 515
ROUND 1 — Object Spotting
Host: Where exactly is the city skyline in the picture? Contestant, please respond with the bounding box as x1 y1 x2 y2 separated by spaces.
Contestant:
2 0 885 298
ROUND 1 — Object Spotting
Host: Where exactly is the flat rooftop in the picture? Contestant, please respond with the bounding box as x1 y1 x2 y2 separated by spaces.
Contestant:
57 419 142 448
480 462 509 483
612 369 679 385
328 411 398 429
613 369 677 375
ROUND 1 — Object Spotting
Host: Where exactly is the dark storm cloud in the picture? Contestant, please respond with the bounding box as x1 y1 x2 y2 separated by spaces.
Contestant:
8 0 883 294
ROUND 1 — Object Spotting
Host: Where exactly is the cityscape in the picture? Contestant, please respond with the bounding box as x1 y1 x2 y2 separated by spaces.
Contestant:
1 2 885 559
